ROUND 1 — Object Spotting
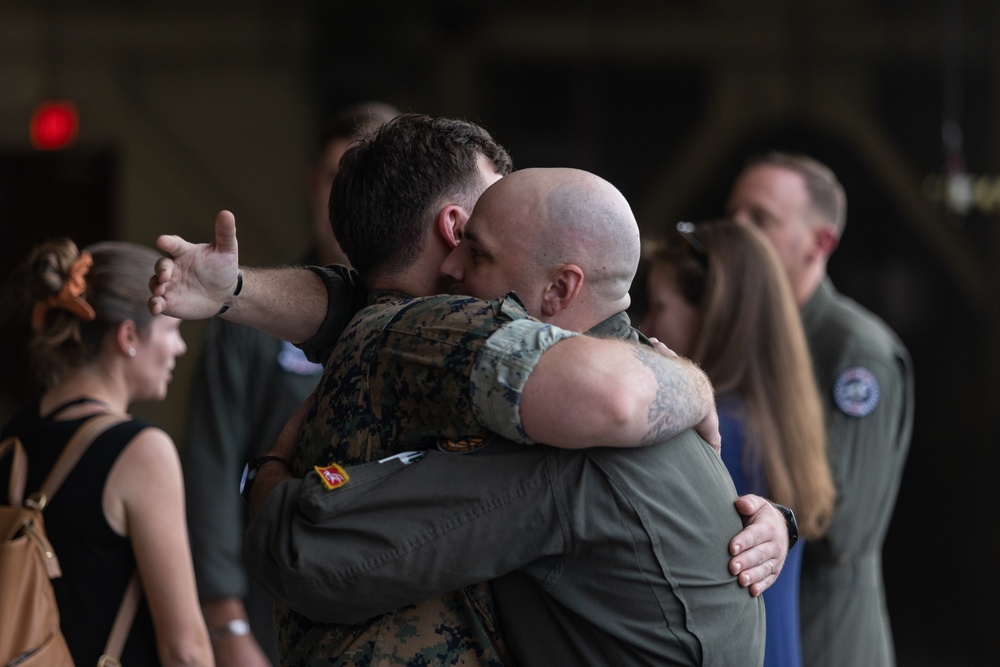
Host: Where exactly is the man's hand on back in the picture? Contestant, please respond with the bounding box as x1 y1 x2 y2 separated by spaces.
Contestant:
247 394 312 515
728 494 790 597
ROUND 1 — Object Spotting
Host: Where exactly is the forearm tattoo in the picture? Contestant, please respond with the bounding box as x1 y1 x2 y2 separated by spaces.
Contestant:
633 345 703 445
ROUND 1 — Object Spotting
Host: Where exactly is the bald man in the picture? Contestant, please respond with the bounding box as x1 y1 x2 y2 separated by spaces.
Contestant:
245 167 772 666
441 167 637 327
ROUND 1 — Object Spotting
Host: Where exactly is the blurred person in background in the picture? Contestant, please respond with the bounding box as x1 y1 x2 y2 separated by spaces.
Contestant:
0 239 211 666
641 218 836 667
728 152 914 667
181 101 398 666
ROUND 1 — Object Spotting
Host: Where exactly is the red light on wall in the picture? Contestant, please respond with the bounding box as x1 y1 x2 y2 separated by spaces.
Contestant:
30 101 79 151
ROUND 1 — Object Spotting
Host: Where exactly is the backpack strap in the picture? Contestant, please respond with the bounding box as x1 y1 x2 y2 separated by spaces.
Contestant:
98 572 142 667
29 413 130 510
47 413 140 666
1 435 29 505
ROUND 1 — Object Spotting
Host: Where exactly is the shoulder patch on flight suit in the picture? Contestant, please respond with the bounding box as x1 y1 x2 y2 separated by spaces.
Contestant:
315 463 350 490
833 366 881 417
278 340 323 375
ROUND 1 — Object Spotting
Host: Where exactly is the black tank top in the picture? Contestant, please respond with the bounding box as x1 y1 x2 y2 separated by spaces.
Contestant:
1 398 161 666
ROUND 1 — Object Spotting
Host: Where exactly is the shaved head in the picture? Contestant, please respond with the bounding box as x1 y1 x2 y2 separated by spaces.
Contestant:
443 167 640 330
528 168 640 306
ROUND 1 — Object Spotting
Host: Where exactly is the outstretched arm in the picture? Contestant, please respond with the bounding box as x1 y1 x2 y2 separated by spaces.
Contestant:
148 210 329 343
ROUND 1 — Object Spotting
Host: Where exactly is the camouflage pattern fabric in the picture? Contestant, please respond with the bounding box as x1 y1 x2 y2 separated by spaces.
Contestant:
293 292 534 473
274 583 505 667
281 291 538 666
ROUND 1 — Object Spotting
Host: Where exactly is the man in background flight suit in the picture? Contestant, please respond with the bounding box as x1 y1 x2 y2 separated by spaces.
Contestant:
728 151 914 667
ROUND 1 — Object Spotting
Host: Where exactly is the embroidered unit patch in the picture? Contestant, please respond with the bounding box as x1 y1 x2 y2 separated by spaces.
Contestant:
438 436 489 453
833 366 881 417
315 463 350 490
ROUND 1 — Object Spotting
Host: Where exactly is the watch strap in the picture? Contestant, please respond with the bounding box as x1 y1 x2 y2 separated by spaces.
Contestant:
240 455 289 504
771 502 799 550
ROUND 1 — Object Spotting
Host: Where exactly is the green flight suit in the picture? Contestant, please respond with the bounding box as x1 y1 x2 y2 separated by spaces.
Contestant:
246 290 765 666
799 278 914 667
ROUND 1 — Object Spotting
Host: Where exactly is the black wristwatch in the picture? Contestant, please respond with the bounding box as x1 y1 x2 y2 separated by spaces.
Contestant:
240 455 288 505
771 502 799 550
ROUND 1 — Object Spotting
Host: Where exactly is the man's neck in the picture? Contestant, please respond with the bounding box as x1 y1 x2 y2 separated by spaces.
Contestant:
547 293 630 334
370 237 451 298
794 264 827 307
371 271 445 300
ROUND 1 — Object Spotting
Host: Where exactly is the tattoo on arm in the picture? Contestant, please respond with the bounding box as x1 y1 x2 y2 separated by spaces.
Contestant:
633 346 702 444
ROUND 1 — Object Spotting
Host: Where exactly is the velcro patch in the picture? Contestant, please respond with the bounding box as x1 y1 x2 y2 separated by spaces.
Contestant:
438 436 488 453
833 367 881 417
314 463 350 490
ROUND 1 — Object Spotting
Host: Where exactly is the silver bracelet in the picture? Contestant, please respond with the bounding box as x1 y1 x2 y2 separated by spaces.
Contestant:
210 618 251 638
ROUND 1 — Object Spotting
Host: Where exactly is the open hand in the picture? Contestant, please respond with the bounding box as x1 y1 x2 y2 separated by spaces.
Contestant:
148 210 241 319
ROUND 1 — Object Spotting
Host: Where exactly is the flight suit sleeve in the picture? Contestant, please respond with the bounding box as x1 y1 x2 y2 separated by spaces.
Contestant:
243 443 567 624
183 318 261 601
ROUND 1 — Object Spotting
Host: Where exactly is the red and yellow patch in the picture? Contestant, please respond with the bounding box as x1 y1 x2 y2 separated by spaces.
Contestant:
314 463 350 490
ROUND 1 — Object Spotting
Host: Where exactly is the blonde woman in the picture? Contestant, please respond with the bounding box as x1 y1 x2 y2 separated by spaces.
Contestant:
0 239 212 666
641 219 835 667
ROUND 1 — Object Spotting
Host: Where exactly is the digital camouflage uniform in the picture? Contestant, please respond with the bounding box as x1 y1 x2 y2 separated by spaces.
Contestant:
278 290 575 667
799 279 914 667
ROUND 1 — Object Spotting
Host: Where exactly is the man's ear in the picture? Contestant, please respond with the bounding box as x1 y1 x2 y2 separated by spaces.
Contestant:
811 224 840 260
540 264 585 318
436 204 471 249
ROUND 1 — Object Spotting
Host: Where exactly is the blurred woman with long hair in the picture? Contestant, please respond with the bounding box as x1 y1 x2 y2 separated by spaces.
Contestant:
641 219 835 667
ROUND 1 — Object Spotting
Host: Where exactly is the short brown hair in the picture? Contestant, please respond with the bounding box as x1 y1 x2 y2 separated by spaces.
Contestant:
330 114 513 282
747 151 847 234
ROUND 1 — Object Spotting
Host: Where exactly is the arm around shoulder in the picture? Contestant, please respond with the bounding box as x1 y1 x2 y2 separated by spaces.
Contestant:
149 209 337 345
518 334 715 449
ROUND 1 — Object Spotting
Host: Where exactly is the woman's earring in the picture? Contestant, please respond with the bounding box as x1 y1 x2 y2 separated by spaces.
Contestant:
128 348 137 357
